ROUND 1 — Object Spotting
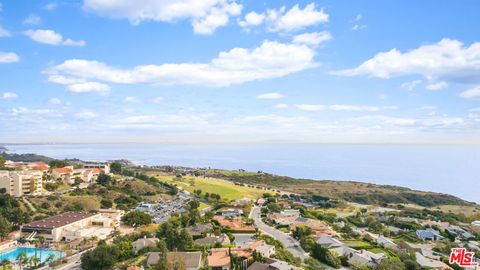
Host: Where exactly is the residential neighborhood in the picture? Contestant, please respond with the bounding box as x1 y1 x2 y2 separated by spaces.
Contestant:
0 158 479 270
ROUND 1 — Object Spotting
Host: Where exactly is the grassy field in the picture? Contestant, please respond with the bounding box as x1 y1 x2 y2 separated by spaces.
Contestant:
199 202 210 211
155 174 272 201
342 240 372 249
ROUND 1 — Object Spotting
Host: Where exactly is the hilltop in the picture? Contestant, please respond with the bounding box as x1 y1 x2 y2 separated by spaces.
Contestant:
146 167 476 208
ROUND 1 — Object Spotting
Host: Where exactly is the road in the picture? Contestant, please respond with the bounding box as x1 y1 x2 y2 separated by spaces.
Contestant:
250 206 309 262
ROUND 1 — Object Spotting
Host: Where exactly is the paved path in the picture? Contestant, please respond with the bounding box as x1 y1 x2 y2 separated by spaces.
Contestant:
251 206 309 262
22 197 37 212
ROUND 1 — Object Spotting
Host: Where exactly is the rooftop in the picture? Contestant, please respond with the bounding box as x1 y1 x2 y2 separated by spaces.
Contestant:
22 212 97 230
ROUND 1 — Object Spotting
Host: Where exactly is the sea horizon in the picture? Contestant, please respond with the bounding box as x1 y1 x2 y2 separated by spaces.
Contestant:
3 143 479 204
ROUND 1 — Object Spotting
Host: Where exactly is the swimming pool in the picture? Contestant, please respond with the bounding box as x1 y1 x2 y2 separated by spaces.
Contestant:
0 247 66 263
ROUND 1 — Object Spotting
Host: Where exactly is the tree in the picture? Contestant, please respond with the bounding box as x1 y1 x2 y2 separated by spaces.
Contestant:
0 157 5 167
97 173 112 186
311 244 340 268
100 198 113 209
122 211 152 226
376 258 405 270
177 229 193 251
168 252 187 270
16 251 28 270
152 240 169 270
73 177 83 188
110 162 122 174
0 215 11 240
81 244 119 270
48 160 69 168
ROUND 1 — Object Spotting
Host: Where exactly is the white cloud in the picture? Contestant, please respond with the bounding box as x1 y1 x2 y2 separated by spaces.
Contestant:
296 104 398 112
83 0 242 35
44 3 58 11
352 24 367 31
152 97 164 104
274 103 288 109
46 40 317 88
0 25 11 37
379 94 388 100
401 79 422 90
426 81 448 91
23 14 42 25
239 3 328 33
256 92 284 99
74 111 98 119
67 82 110 94
460 86 480 100
24 29 85 46
0 52 19 63
470 108 480 113
238 11 265 27
333 39 480 84
1 92 18 100
48 97 62 105
123 96 140 103
293 31 331 46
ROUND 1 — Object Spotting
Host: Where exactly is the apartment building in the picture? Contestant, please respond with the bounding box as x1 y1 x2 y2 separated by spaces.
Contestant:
0 170 43 196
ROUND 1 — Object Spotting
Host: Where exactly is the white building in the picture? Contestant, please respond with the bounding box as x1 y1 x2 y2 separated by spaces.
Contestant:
21 211 118 242
83 163 110 174
0 170 43 197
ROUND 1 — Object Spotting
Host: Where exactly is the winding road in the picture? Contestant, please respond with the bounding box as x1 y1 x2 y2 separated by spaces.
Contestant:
250 206 309 262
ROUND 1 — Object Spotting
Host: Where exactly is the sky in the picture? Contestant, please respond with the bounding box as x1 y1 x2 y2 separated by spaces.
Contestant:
1 0 480 144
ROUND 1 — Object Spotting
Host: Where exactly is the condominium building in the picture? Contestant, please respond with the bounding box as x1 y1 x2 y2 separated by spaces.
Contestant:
0 170 43 196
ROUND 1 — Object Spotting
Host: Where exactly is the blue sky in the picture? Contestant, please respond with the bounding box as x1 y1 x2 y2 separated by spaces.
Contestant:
1 0 480 143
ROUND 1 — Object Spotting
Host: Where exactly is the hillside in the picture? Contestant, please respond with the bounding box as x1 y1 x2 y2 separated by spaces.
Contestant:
204 169 474 207
143 167 474 207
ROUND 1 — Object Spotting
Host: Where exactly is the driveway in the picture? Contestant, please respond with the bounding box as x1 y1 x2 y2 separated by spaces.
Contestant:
250 206 309 262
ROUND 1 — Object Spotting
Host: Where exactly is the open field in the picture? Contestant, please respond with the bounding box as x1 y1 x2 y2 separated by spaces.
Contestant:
152 174 272 201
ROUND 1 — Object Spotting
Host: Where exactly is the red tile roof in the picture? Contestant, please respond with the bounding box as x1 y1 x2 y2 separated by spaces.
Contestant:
52 167 73 174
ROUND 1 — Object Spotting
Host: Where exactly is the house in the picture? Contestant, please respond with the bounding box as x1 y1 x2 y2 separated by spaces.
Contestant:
208 248 253 270
445 225 475 239
186 223 213 238
291 217 336 236
277 201 291 209
208 249 231 270
415 252 452 269
146 251 204 270
257 198 267 205
331 246 386 267
51 166 74 181
217 208 244 217
126 266 143 270
132 236 159 253
21 211 116 242
194 234 230 246
279 209 300 217
247 258 302 270
376 235 397 249
247 240 275 258
315 236 344 248
213 216 256 232
416 228 444 241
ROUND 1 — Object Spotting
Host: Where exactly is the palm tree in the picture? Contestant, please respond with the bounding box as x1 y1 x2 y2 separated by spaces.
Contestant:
0 259 13 270
30 256 40 268
45 253 56 266
16 251 27 270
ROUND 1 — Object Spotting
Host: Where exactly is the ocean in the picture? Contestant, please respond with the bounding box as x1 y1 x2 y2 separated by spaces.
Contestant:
3 143 479 203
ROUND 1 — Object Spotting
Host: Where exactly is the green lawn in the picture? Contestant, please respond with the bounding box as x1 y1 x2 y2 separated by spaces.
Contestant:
157 175 272 201
342 240 372 249
199 202 210 211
